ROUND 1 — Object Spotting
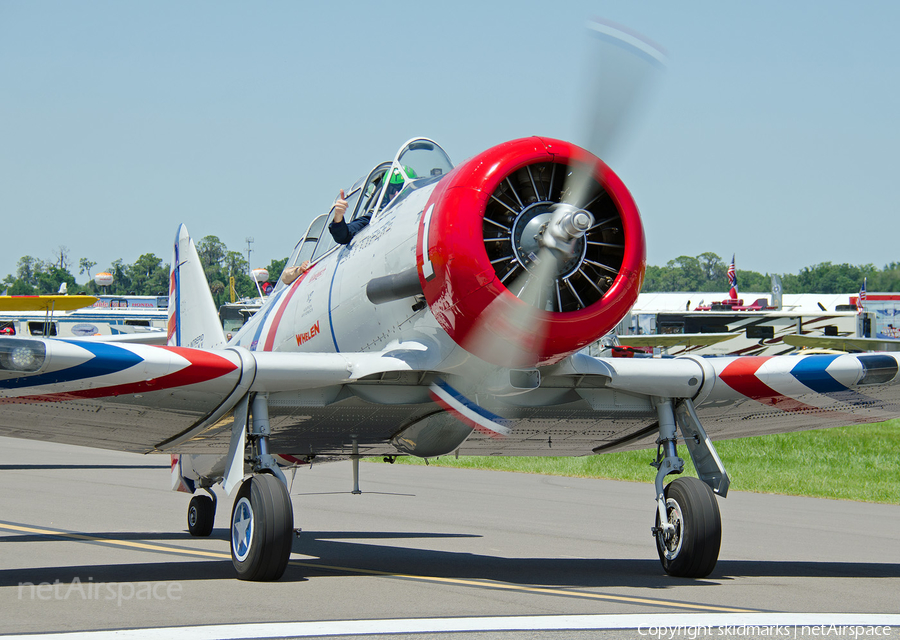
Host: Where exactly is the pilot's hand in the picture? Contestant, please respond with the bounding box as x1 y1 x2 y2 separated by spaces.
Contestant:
299 260 311 273
333 189 348 222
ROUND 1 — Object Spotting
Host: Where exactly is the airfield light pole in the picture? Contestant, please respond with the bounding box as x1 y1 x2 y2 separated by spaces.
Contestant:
246 237 254 274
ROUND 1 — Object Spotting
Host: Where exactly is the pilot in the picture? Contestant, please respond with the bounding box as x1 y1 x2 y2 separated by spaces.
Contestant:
328 189 367 245
381 165 416 207
328 167 417 245
280 260 311 285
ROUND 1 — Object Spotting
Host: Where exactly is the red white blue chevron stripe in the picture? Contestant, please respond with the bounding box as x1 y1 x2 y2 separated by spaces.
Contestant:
429 378 512 438
716 353 898 415
0 339 239 402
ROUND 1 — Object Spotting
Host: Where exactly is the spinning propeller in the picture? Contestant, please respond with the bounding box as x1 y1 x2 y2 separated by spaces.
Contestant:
468 18 667 371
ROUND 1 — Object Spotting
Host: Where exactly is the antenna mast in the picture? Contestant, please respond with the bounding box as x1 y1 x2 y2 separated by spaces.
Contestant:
245 237 254 274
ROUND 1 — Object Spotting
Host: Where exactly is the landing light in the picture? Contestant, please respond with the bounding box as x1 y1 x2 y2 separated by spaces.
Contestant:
0 339 46 372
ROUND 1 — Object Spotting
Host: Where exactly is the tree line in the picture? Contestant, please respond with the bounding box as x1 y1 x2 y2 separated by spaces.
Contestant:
3 245 897 303
643 253 900 294
1 238 288 308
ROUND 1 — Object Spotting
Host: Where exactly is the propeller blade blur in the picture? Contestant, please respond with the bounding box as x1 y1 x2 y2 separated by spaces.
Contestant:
564 19 667 209
464 19 663 369
579 17 667 165
465 247 556 369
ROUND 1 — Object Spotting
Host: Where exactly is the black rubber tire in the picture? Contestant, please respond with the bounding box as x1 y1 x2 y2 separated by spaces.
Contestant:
187 494 215 537
655 476 721 578
230 474 294 581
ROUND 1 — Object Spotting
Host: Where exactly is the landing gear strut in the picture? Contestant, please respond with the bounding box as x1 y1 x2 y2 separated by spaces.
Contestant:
229 393 294 581
650 397 726 578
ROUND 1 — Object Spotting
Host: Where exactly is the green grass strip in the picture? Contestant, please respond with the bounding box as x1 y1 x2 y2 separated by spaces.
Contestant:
375 420 900 504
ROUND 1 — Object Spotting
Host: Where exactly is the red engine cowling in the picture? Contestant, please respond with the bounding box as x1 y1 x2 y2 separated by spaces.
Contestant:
416 137 646 367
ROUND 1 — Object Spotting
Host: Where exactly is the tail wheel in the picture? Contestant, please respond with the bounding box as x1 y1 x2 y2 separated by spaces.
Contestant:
231 474 294 581
187 494 215 537
655 477 721 578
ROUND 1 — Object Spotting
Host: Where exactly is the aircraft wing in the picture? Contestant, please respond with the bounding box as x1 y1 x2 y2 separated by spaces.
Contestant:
0 337 414 453
161 348 900 460
0 295 98 312
69 331 168 345
411 351 900 457
617 332 737 348
782 333 900 353
553 351 900 454
2 332 898 460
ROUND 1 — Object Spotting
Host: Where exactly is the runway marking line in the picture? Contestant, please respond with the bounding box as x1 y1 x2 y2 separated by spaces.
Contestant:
292 561 755 613
0 521 755 614
0 521 230 560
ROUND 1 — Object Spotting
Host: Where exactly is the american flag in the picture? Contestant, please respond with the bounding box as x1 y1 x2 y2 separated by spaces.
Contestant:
858 277 867 313
727 254 738 299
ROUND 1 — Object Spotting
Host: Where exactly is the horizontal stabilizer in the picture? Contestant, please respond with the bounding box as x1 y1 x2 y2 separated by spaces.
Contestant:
618 332 737 348
783 334 900 352
0 295 98 312
68 332 168 345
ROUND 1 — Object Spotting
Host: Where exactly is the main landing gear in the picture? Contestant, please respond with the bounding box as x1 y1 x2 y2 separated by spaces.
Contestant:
229 393 294 581
178 392 296 580
649 397 729 579
655 476 721 578
231 473 294 581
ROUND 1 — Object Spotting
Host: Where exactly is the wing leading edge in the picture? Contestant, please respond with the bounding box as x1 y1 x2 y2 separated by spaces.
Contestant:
552 351 900 453
1 330 898 458
168 348 900 460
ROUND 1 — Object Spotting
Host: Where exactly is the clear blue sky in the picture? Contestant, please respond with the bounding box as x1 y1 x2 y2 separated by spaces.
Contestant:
2 1 898 285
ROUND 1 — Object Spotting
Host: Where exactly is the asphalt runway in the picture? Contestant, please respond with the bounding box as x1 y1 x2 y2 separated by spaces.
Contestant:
1 437 899 639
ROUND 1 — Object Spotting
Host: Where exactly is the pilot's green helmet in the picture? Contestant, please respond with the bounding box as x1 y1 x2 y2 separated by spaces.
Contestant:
389 165 417 185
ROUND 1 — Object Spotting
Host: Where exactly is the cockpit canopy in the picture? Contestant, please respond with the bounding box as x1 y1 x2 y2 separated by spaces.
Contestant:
273 138 453 295
359 138 454 217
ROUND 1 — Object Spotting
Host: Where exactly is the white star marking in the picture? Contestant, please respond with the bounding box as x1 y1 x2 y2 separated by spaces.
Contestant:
232 501 252 559
234 510 250 544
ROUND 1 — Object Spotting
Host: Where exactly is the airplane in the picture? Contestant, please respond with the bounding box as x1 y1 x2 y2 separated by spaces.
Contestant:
0 293 168 343
2 133 899 584
783 334 900 353
606 276 865 358
0 294 99 312
1 20 898 583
